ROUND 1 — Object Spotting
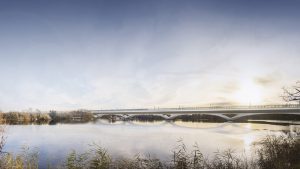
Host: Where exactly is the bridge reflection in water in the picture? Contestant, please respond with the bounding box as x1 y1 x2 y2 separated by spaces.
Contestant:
95 118 300 137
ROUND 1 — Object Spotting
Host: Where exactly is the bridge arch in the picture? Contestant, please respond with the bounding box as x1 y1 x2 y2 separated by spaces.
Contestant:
167 113 232 121
123 114 168 120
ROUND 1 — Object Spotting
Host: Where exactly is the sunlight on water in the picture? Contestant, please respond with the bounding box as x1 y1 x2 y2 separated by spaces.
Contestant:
242 134 256 153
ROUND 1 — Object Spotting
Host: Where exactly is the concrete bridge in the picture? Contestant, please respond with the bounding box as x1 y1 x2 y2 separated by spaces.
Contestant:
91 104 300 121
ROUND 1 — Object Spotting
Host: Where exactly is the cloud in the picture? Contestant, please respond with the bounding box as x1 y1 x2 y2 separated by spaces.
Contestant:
0 0 300 111
254 73 280 86
219 81 239 94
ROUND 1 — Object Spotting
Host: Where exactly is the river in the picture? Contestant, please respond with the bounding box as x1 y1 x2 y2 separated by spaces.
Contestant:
2 119 300 168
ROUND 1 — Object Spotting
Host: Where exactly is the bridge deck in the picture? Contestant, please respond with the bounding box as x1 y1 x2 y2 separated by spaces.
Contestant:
91 105 300 115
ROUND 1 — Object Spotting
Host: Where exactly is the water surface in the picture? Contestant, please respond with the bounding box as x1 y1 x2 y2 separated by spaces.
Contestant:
3 119 300 168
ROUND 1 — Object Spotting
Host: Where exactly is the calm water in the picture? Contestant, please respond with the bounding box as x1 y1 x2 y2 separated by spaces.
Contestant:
3 119 300 168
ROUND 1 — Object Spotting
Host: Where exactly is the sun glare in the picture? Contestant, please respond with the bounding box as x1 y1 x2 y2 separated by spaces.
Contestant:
242 134 256 152
234 80 263 105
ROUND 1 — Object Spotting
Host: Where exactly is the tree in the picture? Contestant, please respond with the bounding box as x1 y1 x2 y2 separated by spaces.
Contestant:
282 81 300 104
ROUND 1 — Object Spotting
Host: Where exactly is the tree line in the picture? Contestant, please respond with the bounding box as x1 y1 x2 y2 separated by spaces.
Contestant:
0 111 94 124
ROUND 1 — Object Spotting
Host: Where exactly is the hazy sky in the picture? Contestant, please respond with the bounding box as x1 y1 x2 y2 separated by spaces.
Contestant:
0 0 300 111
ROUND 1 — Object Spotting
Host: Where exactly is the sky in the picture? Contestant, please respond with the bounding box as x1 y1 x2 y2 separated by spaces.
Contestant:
0 0 300 111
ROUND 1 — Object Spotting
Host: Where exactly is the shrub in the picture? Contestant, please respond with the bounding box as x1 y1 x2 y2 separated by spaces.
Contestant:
255 135 300 169
0 146 39 169
4 112 20 124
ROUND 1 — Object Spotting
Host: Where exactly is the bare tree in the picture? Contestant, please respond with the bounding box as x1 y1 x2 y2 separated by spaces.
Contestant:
282 81 300 103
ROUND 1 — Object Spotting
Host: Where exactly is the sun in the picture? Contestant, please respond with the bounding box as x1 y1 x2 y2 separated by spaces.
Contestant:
234 79 263 105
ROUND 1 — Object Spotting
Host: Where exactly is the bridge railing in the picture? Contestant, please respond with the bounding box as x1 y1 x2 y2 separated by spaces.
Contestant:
157 104 300 111
160 104 300 110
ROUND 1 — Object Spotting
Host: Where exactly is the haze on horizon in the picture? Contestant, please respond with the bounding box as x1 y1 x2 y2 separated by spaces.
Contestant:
0 0 300 111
